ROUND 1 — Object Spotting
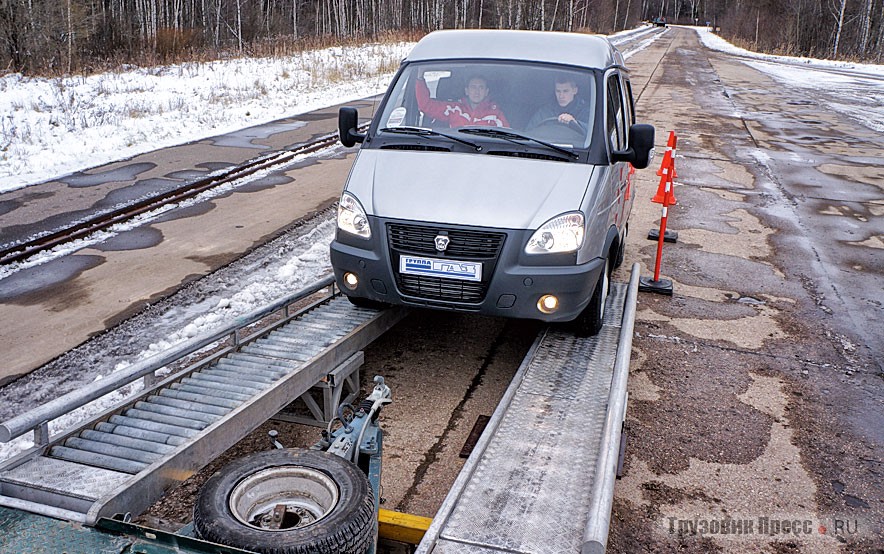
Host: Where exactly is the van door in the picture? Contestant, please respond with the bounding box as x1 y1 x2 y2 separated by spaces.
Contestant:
606 72 630 230
621 78 638 221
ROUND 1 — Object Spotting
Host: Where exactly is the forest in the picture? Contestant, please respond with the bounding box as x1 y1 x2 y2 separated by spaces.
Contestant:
1 0 882 75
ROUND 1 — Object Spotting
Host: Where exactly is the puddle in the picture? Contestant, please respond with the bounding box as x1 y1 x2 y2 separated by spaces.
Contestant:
0 191 55 219
638 304 788 350
165 169 213 180
196 162 235 172
0 255 104 302
61 163 156 188
93 227 163 252
678 208 775 259
236 174 294 192
152 201 215 224
101 178 183 207
207 121 308 149
0 199 22 219
293 112 336 122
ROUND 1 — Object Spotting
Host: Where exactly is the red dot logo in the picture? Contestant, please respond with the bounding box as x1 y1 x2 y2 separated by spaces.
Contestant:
818 524 827 535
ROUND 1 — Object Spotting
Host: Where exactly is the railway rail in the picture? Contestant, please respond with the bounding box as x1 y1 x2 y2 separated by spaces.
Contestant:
0 127 364 266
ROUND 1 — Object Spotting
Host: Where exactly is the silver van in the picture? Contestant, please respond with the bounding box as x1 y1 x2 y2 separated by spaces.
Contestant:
330 30 654 335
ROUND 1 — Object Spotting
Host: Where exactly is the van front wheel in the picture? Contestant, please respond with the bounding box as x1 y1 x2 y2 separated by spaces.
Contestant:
572 258 610 337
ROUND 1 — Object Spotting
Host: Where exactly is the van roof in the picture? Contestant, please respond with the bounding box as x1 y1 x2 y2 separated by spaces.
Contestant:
406 30 623 70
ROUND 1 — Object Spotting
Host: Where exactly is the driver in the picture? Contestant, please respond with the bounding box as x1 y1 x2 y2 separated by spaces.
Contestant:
415 71 509 128
527 76 589 132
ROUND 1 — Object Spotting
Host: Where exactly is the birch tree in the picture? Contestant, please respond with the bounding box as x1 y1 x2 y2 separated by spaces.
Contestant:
831 0 847 56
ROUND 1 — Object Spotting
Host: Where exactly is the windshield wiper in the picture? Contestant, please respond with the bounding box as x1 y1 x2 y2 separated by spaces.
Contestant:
457 127 579 160
379 126 482 151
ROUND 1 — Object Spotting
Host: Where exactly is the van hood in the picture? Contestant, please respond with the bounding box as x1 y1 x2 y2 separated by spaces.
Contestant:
345 150 596 230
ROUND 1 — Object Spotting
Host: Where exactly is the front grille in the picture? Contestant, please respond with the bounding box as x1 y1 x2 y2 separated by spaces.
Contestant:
387 223 506 304
387 224 505 259
396 274 487 303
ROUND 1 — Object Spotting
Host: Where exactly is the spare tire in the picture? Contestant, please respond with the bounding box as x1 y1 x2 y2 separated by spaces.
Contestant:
194 448 374 554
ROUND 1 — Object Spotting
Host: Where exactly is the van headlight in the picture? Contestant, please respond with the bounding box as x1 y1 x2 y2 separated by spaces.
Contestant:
337 192 371 238
525 212 585 254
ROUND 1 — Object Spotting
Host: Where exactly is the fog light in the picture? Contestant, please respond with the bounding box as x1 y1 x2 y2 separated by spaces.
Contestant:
537 294 559 314
343 272 359 290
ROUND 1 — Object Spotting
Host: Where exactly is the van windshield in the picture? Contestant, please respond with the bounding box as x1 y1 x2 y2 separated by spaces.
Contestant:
376 61 596 151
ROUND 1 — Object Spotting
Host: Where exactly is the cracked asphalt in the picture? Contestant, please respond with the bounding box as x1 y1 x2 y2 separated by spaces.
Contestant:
608 27 883 553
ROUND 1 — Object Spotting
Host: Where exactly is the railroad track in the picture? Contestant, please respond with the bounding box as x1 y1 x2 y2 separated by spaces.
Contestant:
0 126 359 267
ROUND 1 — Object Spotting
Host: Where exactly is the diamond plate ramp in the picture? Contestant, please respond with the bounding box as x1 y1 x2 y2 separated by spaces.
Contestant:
419 282 633 554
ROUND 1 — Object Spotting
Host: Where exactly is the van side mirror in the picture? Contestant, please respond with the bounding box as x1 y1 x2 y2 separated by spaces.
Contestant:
338 107 366 147
611 124 655 169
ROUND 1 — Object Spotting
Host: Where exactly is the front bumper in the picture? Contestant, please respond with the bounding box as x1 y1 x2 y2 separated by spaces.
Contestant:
330 217 605 323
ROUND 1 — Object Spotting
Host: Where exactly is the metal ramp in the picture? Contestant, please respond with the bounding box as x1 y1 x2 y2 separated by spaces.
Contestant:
418 267 639 554
0 292 405 525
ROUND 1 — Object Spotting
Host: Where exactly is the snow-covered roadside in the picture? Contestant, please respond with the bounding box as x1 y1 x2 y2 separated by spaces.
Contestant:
695 26 884 133
0 42 414 192
695 26 884 77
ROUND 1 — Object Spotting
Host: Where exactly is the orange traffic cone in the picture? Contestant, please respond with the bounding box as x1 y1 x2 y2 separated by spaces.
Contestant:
651 150 677 205
656 131 678 179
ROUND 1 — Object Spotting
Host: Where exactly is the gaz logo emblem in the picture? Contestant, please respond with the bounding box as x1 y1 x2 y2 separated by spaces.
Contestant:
434 234 450 252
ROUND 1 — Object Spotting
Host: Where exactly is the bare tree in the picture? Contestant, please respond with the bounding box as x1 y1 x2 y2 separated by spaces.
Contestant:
831 0 847 56
1 0 881 75
857 0 873 53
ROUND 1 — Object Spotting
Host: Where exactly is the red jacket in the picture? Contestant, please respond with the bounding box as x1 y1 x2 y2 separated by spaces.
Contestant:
416 79 509 128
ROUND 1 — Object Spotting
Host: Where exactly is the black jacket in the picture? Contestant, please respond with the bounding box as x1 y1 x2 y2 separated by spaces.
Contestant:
527 97 590 131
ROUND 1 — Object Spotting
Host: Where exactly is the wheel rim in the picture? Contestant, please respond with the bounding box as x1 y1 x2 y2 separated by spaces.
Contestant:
228 466 340 531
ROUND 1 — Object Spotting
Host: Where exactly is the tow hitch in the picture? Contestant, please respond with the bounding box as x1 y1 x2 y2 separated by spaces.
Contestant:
191 376 424 554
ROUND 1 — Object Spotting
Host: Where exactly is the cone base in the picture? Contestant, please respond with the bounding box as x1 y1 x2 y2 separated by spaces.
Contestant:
639 276 674 295
647 228 678 243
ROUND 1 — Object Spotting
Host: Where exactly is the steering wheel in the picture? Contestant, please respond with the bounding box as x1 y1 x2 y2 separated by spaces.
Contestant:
534 116 586 134
529 117 586 144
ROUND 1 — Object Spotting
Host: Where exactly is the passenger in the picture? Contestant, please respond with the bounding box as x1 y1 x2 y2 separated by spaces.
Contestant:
415 71 509 128
527 76 590 132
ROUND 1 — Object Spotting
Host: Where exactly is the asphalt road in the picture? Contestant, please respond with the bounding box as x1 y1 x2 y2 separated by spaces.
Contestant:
1 26 881 553
609 27 882 553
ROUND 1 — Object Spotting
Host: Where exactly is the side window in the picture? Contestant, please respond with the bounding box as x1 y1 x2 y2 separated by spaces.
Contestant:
624 79 636 125
606 75 626 151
